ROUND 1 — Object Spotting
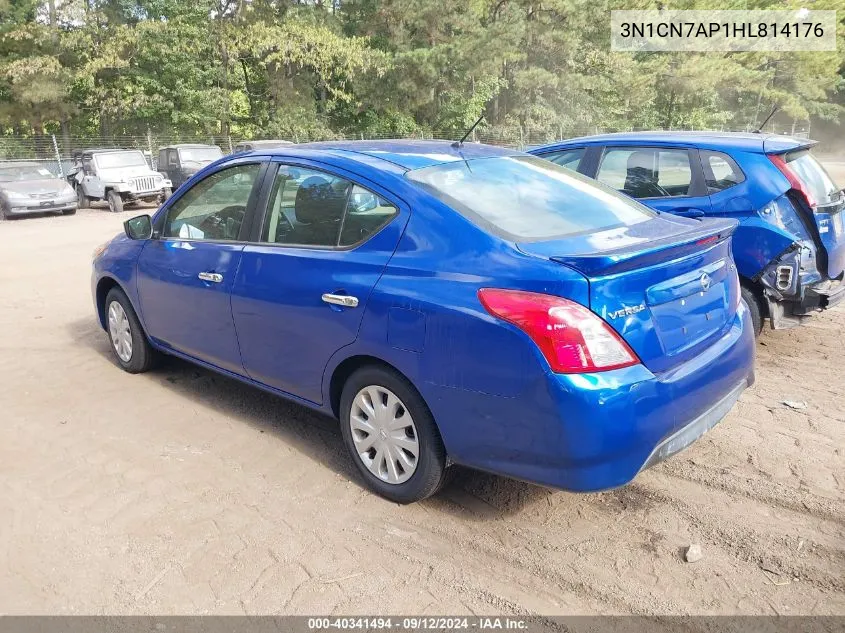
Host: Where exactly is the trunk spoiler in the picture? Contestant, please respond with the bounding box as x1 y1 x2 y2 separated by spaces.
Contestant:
763 136 817 155
549 219 738 277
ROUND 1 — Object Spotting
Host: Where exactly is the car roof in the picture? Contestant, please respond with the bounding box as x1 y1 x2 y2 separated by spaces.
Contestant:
294 139 521 171
531 131 815 154
161 144 221 150
78 148 145 156
239 139 293 146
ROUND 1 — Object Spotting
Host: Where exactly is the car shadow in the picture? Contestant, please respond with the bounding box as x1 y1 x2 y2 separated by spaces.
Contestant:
66 316 558 518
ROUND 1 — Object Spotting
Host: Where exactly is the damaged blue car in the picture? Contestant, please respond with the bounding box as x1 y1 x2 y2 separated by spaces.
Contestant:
529 132 845 334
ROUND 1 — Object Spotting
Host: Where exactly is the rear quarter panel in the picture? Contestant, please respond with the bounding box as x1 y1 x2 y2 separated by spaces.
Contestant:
321 189 592 462
722 150 795 278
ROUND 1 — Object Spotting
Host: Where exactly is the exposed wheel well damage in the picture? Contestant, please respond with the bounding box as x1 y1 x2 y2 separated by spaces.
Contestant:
740 276 769 318
328 355 411 419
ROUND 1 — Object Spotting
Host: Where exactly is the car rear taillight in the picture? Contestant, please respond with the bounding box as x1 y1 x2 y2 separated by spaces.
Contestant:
768 153 816 209
478 289 640 373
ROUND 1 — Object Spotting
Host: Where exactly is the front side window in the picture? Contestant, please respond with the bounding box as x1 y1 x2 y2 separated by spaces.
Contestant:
94 151 148 170
262 166 397 248
540 148 585 172
163 163 260 241
701 151 745 192
598 147 693 199
407 155 654 241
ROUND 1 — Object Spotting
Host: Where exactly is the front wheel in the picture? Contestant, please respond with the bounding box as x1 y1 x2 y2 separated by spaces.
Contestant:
105 287 158 373
76 186 90 209
339 366 448 504
107 190 124 213
62 208 77 216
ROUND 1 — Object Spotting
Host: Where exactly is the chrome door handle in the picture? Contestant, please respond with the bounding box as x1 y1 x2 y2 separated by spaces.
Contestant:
198 272 223 283
322 293 359 308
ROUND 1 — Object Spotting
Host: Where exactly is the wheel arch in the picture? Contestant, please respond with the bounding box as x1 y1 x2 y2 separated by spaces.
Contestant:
328 354 417 420
739 274 769 318
95 276 135 330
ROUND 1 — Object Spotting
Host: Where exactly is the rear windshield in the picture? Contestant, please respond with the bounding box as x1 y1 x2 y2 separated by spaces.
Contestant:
784 149 841 206
406 155 655 241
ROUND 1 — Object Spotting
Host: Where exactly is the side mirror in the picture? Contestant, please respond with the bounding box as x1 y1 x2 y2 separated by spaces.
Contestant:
124 214 153 240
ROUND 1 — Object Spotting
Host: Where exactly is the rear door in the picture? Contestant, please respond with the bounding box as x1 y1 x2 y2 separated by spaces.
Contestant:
231 161 409 404
770 148 845 278
596 146 712 218
137 160 265 373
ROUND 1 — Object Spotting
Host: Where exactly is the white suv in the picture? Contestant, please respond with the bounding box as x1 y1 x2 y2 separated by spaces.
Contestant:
70 148 172 212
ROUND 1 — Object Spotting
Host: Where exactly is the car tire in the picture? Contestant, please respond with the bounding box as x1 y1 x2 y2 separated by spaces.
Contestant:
104 287 158 373
741 285 763 337
107 190 124 213
339 365 448 504
76 186 89 209
62 208 77 216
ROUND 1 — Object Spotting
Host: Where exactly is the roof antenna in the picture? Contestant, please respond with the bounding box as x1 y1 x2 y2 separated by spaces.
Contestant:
754 105 779 134
452 114 485 148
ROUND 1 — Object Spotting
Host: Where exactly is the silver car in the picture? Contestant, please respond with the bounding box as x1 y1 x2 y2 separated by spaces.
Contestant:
0 161 78 220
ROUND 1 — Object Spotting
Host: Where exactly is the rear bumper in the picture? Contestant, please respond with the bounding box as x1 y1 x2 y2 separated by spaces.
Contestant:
798 278 845 312
433 304 755 492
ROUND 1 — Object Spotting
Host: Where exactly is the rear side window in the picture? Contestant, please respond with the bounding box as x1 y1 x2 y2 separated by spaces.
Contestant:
597 147 693 199
783 149 840 206
406 155 654 241
701 151 744 193
262 165 397 248
539 148 585 172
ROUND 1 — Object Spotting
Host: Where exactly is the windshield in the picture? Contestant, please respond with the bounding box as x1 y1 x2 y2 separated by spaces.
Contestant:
0 164 56 182
94 151 148 169
407 155 655 241
180 147 223 163
784 150 841 206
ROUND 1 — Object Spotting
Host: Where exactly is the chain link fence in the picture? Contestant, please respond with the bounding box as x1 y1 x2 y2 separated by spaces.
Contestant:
0 123 812 176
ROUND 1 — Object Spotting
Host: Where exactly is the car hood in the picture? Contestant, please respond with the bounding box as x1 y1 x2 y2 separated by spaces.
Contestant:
97 166 159 180
1 178 71 196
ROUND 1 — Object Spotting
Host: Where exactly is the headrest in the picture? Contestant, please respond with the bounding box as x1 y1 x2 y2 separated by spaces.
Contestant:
294 176 349 224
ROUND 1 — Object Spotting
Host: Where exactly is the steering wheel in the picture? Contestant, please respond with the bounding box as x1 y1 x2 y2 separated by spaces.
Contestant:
274 212 295 241
198 205 246 240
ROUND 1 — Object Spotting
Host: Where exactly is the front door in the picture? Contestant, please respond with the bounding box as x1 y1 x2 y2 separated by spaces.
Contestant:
231 162 408 404
137 161 264 373
596 146 712 218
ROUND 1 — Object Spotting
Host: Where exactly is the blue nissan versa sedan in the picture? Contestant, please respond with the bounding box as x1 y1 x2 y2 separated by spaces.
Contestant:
529 132 845 335
92 140 755 503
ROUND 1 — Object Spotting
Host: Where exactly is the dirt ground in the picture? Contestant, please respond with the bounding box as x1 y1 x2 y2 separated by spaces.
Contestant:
0 189 843 617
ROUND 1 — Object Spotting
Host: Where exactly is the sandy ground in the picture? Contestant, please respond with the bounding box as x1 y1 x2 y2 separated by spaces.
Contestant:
0 195 843 617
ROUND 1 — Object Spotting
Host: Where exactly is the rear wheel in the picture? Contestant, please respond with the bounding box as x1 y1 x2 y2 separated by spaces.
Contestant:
339 366 448 504
107 190 124 213
76 186 89 209
105 287 158 373
741 285 764 337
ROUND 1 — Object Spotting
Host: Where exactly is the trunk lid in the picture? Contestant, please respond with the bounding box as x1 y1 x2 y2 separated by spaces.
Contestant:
769 148 845 278
518 215 740 374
